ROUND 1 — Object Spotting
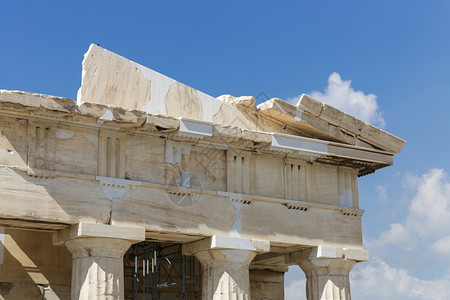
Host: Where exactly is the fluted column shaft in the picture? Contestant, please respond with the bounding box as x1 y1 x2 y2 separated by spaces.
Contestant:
65 237 132 300
298 258 355 300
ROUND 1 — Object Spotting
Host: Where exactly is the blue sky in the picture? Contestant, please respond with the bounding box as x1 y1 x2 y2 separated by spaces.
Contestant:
1 1 450 299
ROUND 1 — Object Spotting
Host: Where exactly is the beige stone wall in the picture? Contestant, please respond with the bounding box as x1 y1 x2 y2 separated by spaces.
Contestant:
0 228 71 299
251 154 285 199
0 112 358 207
189 146 227 191
53 125 98 175
0 116 27 168
0 111 364 248
125 134 166 184
249 269 285 300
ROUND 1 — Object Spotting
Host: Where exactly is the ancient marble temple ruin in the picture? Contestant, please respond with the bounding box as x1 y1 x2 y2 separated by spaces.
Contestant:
0 45 405 300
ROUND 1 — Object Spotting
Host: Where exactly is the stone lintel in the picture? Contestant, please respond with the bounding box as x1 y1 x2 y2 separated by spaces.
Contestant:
182 235 270 256
250 264 289 272
53 223 145 246
253 252 288 265
289 246 369 264
250 252 290 272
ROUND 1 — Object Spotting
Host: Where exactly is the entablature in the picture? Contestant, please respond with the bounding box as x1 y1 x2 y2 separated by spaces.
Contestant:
0 89 394 176
0 164 364 249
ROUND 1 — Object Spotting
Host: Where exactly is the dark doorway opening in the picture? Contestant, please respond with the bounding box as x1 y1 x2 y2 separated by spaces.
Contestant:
124 242 202 299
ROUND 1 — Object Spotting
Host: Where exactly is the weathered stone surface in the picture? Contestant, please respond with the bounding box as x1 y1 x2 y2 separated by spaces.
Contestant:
0 88 393 249
183 236 269 300
53 223 145 245
257 98 299 118
111 107 146 126
289 246 368 263
77 102 146 126
297 94 323 116
0 229 72 300
0 115 369 247
211 124 271 148
43 285 71 300
328 125 357 145
58 224 144 299
258 93 406 154
360 123 406 153
143 114 179 132
257 98 334 141
77 45 152 110
77 44 223 122
298 258 356 300
241 129 272 145
232 96 257 108
76 102 109 118
341 113 365 132
0 282 45 299
213 98 259 130
0 90 76 114
75 45 406 154
165 82 203 119
212 124 243 141
0 116 27 168
321 104 344 124
0 283 70 300
66 238 132 299
250 269 285 300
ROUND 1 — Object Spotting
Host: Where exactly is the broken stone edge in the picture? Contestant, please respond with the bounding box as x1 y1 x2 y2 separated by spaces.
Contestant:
0 89 272 148
257 95 406 155
0 89 396 174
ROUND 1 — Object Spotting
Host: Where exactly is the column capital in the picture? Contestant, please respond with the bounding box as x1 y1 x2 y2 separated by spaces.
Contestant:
182 236 270 300
289 246 369 264
52 223 145 246
290 246 368 300
53 223 145 299
182 235 270 256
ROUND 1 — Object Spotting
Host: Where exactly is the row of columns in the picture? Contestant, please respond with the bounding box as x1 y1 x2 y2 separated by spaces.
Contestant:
53 223 368 300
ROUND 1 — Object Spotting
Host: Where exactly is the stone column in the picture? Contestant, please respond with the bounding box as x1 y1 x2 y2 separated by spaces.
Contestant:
298 258 355 300
182 235 270 300
53 223 145 300
290 246 369 300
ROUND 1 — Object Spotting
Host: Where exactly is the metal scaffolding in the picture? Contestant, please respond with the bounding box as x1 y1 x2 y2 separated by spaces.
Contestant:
124 242 202 300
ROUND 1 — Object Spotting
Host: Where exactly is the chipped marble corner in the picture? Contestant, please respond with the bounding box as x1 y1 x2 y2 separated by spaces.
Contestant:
77 44 151 110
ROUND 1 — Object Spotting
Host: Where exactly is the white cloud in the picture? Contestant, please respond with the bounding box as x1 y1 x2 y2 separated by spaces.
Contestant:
285 266 306 300
377 168 450 246
402 172 420 191
352 259 450 300
406 169 450 241
376 184 388 202
431 235 450 255
354 168 450 298
285 277 306 300
376 222 416 249
289 72 385 127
